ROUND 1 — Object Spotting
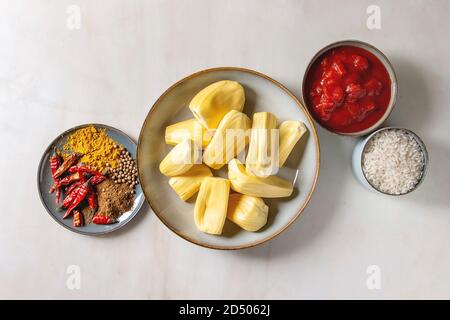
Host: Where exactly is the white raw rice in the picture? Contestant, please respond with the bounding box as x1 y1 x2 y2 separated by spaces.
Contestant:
362 129 425 195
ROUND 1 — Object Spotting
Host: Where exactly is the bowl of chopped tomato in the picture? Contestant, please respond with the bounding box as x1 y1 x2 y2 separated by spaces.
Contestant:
302 40 398 136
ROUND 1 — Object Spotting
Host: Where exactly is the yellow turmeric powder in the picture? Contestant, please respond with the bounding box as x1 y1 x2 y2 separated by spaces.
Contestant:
63 126 122 171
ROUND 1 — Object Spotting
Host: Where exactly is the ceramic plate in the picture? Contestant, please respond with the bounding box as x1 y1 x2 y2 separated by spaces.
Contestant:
37 123 145 235
138 67 320 249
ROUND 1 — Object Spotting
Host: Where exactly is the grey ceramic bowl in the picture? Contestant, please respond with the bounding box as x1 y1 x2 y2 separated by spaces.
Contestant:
37 123 145 235
138 67 320 250
352 126 429 196
301 40 398 136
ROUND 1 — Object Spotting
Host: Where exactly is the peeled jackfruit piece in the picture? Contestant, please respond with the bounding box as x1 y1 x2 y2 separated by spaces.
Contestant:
194 177 230 235
168 165 213 201
189 80 245 130
228 159 293 198
159 139 201 177
245 112 279 177
165 118 213 149
279 120 308 166
227 193 268 232
203 110 251 170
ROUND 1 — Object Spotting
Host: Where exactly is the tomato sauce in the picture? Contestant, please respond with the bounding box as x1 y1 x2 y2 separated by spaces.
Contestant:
304 46 391 133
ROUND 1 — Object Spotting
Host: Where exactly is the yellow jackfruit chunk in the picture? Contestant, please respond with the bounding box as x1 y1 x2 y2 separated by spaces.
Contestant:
279 120 307 166
189 80 245 130
168 165 213 201
245 112 279 177
228 159 293 198
227 194 268 232
203 110 251 170
194 177 230 235
159 139 201 177
165 118 213 149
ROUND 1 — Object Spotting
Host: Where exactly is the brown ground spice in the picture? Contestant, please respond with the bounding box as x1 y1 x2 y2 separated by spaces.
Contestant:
95 179 134 220
82 207 96 225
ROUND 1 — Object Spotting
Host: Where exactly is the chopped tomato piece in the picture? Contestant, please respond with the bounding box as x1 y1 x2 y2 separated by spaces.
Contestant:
364 78 383 96
352 55 369 71
345 83 366 102
323 83 344 106
318 110 332 121
315 102 334 121
320 57 330 68
361 99 377 113
320 94 331 103
331 61 346 77
332 52 348 64
309 82 323 98
344 101 373 123
345 103 360 118
343 72 360 87
322 69 339 82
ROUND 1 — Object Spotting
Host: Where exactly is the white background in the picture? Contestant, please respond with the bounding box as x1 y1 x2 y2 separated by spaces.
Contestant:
0 0 449 299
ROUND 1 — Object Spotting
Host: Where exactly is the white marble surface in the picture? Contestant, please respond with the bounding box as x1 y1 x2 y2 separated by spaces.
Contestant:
1 0 449 299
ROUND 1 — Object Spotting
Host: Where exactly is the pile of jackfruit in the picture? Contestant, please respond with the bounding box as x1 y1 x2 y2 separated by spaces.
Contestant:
159 80 307 235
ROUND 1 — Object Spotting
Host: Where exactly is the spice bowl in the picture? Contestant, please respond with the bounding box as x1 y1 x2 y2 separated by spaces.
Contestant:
352 127 429 196
37 123 145 235
302 40 398 136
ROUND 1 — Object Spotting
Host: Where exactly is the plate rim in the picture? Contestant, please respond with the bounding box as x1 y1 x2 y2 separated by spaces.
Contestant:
37 123 145 236
137 67 321 250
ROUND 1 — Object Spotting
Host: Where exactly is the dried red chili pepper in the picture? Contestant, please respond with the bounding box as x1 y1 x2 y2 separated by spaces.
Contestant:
53 153 83 179
49 152 61 173
55 191 61 204
63 178 91 219
49 152 62 204
87 188 97 210
55 187 61 204
73 210 84 227
90 175 106 185
65 181 82 195
69 166 108 186
92 214 115 225
52 172 81 190
68 164 103 176
61 186 81 209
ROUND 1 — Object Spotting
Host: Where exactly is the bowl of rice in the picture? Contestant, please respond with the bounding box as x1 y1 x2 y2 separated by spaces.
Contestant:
352 127 428 195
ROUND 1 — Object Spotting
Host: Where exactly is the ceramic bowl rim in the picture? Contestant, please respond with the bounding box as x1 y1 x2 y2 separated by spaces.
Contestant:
137 66 321 250
301 39 398 136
